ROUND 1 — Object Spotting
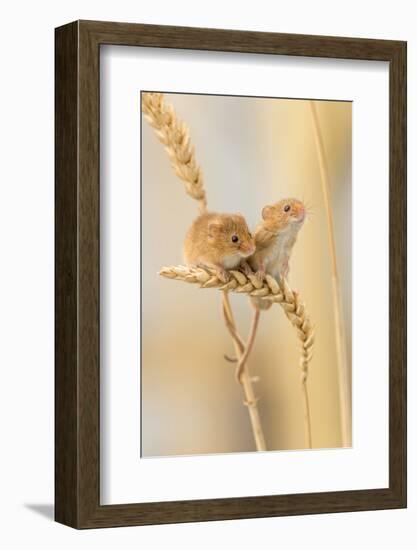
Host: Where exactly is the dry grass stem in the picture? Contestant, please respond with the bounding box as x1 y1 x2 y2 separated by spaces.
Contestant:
142 92 208 213
235 306 261 384
160 265 315 448
221 291 266 451
309 100 351 447
221 292 246 354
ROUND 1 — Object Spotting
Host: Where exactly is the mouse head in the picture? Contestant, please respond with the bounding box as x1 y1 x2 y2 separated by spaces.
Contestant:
208 213 255 258
261 198 306 233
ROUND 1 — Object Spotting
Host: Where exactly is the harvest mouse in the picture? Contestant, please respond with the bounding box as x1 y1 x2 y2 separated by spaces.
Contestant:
249 198 306 309
183 212 256 283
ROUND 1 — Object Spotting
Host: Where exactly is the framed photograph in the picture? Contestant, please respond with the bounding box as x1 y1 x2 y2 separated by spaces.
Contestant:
55 20 406 528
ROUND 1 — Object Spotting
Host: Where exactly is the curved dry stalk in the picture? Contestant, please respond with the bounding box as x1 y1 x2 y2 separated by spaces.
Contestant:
221 292 265 450
221 293 246 354
142 92 207 213
222 292 266 451
301 379 312 449
160 265 314 448
235 306 260 384
309 100 351 448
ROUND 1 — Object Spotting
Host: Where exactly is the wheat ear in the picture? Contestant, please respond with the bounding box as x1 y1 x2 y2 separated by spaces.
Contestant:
309 101 351 447
159 265 314 448
142 92 208 214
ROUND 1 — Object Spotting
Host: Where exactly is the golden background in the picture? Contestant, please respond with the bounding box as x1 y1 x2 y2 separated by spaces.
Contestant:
141 93 352 457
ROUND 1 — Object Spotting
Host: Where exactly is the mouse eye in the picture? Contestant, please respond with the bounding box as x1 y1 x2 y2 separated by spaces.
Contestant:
284 204 291 212
231 235 239 243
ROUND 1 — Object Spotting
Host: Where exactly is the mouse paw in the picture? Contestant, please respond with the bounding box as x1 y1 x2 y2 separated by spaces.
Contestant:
240 261 253 277
281 260 290 280
255 268 266 282
216 267 230 283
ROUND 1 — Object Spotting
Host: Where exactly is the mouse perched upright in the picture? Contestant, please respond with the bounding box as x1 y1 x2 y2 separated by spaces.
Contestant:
184 212 256 283
249 198 306 309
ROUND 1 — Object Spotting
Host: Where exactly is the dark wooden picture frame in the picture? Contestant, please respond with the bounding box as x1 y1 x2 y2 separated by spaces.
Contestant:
55 20 407 529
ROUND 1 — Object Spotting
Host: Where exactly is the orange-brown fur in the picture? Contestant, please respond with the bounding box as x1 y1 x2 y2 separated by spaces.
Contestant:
184 212 255 282
249 198 306 309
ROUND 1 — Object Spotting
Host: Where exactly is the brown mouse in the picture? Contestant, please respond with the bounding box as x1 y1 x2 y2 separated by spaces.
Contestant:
184 212 256 282
249 198 306 309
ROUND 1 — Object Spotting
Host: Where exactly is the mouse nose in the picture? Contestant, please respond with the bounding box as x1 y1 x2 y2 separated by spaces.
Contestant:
242 243 255 255
297 205 306 221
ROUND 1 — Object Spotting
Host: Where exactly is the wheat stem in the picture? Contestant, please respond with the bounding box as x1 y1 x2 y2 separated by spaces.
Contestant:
309 100 351 447
235 306 261 384
221 291 246 354
301 379 312 449
222 292 266 451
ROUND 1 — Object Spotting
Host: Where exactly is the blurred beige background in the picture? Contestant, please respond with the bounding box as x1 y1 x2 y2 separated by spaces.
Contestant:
141 92 351 457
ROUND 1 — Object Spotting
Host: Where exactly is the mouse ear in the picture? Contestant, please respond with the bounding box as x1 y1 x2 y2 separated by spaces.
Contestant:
234 212 247 225
262 205 274 220
208 221 222 236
